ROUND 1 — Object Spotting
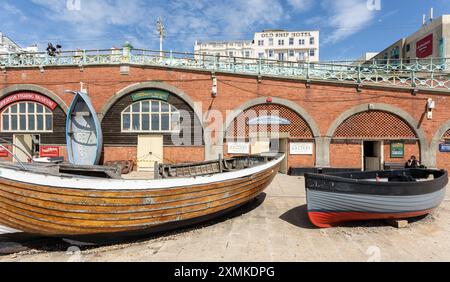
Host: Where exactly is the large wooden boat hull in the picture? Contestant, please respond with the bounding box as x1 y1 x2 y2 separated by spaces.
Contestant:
0 155 283 238
305 169 448 228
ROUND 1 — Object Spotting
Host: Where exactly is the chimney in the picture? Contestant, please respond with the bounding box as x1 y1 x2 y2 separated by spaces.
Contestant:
430 8 434 22
423 14 427 26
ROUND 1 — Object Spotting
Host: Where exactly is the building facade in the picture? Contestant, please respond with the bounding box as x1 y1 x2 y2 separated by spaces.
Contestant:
370 15 449 63
1 61 450 175
0 32 38 54
194 29 320 62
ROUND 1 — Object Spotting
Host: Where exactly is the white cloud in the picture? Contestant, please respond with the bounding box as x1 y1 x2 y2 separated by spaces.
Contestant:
30 0 286 50
286 0 314 12
320 0 377 44
2 2 28 22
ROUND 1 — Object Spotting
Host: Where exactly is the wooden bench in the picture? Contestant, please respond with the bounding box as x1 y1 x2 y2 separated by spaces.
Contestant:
384 162 405 170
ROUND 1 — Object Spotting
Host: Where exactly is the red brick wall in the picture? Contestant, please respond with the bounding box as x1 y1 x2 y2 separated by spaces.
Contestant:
383 142 420 166
437 151 450 170
2 65 450 170
102 146 204 167
330 143 362 168
103 146 137 163
164 146 205 164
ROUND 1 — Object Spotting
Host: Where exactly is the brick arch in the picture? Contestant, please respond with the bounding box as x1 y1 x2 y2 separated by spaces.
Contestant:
212 96 322 165
333 110 417 139
226 103 314 139
0 84 69 114
430 120 450 168
324 103 429 167
98 81 202 126
223 97 320 138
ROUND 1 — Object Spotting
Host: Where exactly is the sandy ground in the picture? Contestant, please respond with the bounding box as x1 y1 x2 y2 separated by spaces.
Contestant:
1 174 450 262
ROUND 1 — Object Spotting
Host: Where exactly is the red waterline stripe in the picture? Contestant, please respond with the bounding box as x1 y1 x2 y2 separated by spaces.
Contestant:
308 210 434 228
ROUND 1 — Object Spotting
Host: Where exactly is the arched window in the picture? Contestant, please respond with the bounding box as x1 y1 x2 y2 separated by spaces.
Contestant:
121 100 180 133
1 102 53 132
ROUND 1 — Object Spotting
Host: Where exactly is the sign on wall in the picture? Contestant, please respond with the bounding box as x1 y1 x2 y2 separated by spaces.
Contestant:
227 142 250 154
390 142 405 158
439 143 450 153
416 34 433 58
40 146 60 158
290 142 313 155
248 116 291 125
0 93 57 110
131 90 170 102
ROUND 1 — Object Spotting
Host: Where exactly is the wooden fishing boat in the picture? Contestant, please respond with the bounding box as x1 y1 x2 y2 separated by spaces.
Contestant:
0 154 283 238
305 169 448 228
66 91 102 166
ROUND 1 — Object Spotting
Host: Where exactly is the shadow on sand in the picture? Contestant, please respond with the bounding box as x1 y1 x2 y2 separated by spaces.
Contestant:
0 193 267 255
280 204 430 230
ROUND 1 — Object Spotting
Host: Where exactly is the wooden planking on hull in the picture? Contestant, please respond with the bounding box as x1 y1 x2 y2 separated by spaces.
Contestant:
0 164 280 236
0 166 274 206
0 169 275 217
0 179 273 236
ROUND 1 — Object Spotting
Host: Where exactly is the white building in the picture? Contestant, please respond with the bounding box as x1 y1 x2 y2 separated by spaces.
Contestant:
370 14 449 63
0 32 38 54
194 29 320 62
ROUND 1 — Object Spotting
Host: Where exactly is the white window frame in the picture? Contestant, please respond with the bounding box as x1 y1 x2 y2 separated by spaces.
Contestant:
1 102 53 133
121 100 181 134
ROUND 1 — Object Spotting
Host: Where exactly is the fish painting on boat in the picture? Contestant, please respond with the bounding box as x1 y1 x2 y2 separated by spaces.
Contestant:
66 91 102 166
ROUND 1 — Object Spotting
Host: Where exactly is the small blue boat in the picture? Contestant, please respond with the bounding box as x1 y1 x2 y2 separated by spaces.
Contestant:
66 91 103 166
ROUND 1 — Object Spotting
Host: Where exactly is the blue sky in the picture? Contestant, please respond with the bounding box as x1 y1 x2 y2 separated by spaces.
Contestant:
1 0 449 60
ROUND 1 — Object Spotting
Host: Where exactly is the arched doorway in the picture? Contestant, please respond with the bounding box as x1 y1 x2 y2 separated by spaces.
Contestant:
0 88 68 162
224 102 316 174
330 110 419 170
100 86 204 171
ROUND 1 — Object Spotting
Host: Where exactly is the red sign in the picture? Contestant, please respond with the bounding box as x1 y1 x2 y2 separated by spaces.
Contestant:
0 92 57 111
416 34 433 58
40 146 60 158
0 146 9 157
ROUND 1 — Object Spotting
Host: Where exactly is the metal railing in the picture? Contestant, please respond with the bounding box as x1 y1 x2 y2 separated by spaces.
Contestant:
1 48 450 91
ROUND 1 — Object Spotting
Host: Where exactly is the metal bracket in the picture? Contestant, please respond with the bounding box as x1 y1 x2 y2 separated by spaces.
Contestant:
412 87 419 96
357 83 363 92
305 79 311 88
257 75 263 83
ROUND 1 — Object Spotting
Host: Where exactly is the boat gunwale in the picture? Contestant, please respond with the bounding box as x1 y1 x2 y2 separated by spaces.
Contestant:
304 168 449 196
0 154 285 191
